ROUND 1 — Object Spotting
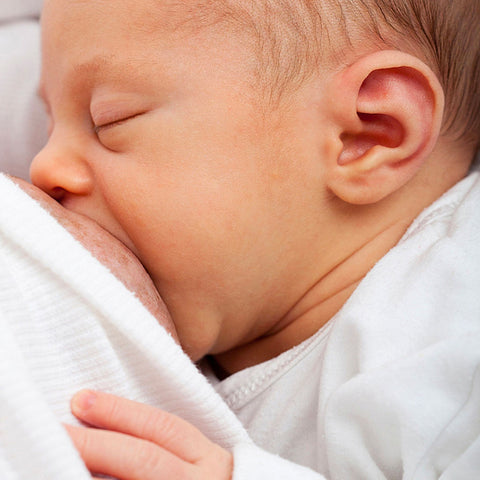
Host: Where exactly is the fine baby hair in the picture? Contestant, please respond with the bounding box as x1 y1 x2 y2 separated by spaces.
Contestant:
203 0 479 149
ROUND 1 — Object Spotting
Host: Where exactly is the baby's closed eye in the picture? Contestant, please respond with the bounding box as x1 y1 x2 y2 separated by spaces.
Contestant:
92 110 151 153
93 111 146 134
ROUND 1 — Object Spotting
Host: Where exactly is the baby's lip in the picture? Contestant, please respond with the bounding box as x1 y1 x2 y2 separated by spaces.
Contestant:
9 176 178 341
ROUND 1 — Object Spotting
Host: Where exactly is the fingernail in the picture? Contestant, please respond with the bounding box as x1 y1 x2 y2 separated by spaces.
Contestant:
71 390 96 416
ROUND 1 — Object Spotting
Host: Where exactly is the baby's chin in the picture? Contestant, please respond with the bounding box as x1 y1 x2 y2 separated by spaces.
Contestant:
11 177 178 342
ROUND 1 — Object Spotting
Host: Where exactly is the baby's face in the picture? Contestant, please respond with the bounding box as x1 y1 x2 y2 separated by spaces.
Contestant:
33 0 324 359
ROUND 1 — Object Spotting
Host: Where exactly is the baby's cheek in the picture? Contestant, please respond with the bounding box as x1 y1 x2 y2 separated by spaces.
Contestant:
96 128 129 153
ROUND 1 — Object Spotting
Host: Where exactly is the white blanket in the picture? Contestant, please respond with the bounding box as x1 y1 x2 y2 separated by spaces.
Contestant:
0 174 250 479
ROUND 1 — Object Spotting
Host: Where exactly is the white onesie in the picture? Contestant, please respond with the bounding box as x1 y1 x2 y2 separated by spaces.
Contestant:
207 163 480 479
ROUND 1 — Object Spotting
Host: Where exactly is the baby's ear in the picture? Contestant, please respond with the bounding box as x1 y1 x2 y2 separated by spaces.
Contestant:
325 50 444 205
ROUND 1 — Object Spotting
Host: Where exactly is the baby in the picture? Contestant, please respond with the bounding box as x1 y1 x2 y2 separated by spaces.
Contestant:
32 0 480 479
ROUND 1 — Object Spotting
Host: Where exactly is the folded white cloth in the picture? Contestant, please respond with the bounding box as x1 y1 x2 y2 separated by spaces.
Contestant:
0 174 250 479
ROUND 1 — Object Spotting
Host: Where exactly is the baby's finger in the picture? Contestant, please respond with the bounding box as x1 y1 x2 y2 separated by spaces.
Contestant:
66 424 193 480
71 390 211 463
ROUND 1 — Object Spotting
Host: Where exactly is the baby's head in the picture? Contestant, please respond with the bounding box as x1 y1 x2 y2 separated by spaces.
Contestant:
31 0 479 362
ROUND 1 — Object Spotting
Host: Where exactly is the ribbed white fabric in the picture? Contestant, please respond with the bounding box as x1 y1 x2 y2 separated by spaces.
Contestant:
0 174 251 479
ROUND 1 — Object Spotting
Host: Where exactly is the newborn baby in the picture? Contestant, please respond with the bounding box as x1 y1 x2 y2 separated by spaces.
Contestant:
11 176 177 341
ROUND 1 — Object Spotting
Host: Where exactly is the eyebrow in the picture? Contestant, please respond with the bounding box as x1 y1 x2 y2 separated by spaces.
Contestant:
37 55 111 102
73 54 114 78
37 54 144 106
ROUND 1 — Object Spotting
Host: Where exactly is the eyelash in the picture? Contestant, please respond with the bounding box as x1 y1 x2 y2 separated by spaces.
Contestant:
93 112 143 134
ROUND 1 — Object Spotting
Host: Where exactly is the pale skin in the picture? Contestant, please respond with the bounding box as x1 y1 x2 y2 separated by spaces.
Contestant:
31 0 475 478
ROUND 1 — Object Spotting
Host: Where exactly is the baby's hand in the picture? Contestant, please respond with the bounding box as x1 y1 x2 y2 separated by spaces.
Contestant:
66 390 233 480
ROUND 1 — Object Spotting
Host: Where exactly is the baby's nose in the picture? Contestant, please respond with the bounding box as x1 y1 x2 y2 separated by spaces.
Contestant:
30 146 94 201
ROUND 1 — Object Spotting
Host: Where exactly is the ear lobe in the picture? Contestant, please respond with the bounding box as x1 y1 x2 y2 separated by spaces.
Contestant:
328 51 444 205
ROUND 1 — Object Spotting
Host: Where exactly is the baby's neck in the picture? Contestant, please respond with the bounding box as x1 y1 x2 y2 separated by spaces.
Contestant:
213 218 411 374
214 147 473 375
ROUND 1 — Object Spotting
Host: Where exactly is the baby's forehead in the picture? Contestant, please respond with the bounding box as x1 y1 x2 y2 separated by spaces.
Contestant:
43 0 235 46
39 1 196 78
39 0 256 107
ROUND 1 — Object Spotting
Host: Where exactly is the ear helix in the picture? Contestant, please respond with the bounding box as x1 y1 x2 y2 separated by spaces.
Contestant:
327 51 444 205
